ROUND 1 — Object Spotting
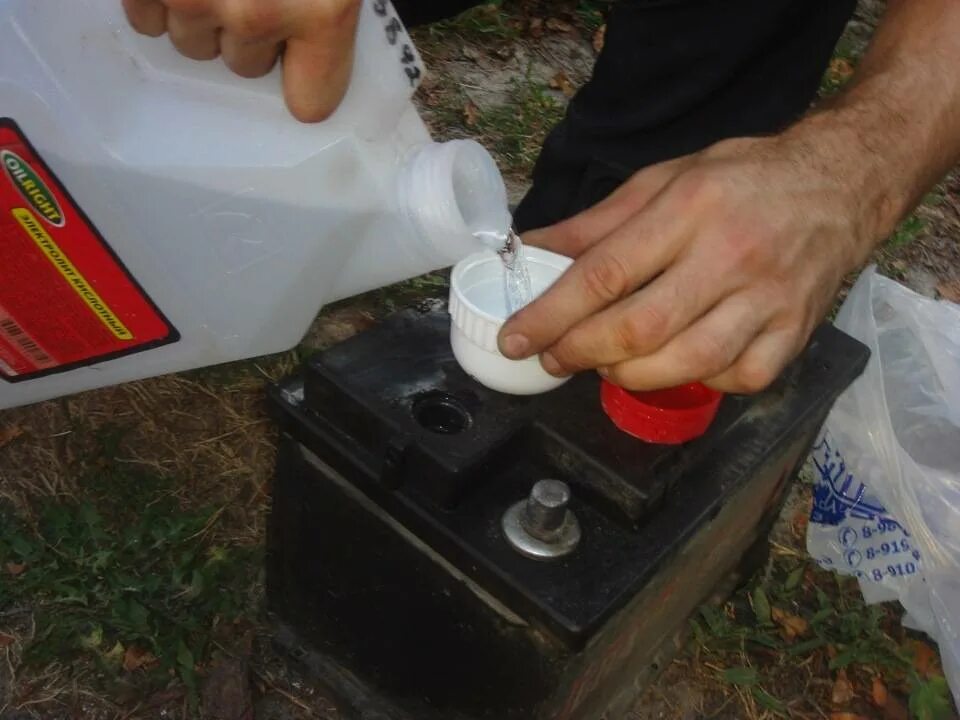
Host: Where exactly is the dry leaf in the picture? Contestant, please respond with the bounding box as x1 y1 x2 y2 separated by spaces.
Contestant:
201 656 253 720
0 633 15 647
881 694 910 720
914 641 937 677
936 277 960 303
593 24 606 54
545 17 573 32
771 607 809 640
528 17 544 38
830 714 869 720
872 677 889 708
5 562 26 577
831 669 856 706
123 645 158 672
461 45 481 63
549 70 576 98
829 58 855 82
0 425 24 449
462 100 480 127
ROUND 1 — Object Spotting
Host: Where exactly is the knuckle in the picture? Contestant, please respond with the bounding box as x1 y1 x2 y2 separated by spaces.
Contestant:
551 332 590 371
684 333 731 379
318 0 362 28
734 359 778 394
164 0 209 16
581 252 630 304
616 304 669 355
719 230 768 272
223 0 282 40
603 364 637 390
673 169 724 208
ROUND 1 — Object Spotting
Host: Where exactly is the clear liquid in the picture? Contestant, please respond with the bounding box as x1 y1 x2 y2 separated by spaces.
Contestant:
472 227 534 316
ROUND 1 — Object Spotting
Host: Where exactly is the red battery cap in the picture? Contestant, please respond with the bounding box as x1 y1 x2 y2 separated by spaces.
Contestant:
601 379 723 445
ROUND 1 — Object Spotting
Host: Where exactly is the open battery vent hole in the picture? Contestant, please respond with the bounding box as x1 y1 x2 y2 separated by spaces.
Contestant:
413 392 472 435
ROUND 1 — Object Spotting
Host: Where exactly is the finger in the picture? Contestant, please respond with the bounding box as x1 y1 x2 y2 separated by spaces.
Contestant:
122 0 168 36
703 327 801 394
167 9 221 60
541 256 739 374
220 32 281 78
598 293 771 391
282 4 362 122
523 156 694 258
500 201 689 359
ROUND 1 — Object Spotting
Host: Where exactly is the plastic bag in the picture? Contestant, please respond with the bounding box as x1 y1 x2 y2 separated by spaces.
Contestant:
807 266 960 704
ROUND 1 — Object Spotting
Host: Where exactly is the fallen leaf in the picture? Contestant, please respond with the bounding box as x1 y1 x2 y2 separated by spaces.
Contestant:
463 100 480 127
832 669 856 706
936 277 960 303
872 677 889 708
5 563 25 577
830 714 869 720
123 645 158 672
0 633 15 647
528 17 544 38
0 425 24 449
828 58 855 82
771 606 809 640
752 587 772 626
545 17 573 32
201 656 253 720
461 45 481 63
593 24 606 53
104 641 125 668
914 641 936 678
549 70 576 98
882 693 910 720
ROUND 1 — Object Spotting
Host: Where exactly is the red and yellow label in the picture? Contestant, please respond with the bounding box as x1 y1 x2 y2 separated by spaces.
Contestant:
0 119 177 381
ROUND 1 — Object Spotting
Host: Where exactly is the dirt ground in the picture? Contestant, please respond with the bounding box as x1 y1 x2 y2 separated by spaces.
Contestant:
1 1 959 719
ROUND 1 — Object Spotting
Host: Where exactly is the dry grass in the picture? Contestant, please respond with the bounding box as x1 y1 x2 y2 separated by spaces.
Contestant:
1 1 959 718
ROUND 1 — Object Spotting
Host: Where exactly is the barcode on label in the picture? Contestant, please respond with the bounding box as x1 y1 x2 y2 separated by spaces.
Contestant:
0 317 53 365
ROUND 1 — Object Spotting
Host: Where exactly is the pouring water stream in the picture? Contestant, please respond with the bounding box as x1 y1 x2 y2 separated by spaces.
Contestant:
472 228 534 316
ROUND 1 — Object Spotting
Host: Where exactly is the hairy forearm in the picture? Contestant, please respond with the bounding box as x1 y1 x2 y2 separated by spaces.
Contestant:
785 0 960 264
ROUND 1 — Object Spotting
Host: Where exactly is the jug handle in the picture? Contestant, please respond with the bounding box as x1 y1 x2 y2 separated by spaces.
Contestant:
113 0 423 139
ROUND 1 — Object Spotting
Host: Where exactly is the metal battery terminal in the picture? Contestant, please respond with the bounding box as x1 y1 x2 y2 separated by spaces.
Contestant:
502 479 581 560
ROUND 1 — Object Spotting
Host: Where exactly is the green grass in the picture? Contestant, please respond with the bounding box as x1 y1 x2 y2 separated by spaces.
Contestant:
0 423 258 710
819 38 861 98
888 213 927 251
473 74 566 174
576 0 614 33
692 549 955 718
424 2 520 44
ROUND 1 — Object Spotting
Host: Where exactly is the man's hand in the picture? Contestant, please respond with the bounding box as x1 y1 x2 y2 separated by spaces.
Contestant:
122 0 361 122
499 136 873 394
500 0 960 394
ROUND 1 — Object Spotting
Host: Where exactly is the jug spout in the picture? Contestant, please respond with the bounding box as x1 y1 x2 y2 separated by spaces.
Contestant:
398 140 511 266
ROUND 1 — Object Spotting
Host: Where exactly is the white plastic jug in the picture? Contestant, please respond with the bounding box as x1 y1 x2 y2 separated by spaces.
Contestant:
0 0 510 409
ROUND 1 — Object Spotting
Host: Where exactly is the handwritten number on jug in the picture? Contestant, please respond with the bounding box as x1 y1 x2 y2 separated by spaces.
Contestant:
386 18 403 44
370 2 423 87
404 66 422 85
